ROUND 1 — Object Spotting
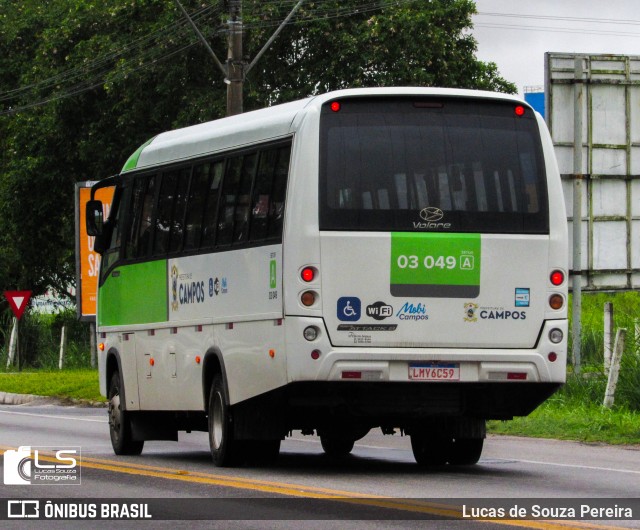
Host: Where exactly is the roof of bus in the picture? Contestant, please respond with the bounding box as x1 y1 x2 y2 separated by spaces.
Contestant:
123 87 526 172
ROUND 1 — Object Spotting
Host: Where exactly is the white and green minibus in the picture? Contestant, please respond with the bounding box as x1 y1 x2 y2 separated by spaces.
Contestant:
87 87 568 467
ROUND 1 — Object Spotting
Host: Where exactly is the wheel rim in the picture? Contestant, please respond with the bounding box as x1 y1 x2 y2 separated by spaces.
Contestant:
212 391 224 450
109 393 122 444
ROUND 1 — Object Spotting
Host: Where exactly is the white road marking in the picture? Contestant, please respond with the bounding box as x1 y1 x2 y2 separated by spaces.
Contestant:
0 409 107 423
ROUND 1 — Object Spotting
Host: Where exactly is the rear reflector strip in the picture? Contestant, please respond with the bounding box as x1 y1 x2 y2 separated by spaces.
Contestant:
507 372 527 380
342 371 362 379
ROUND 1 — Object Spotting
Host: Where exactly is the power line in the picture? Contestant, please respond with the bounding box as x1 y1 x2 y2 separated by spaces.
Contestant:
477 11 640 27
474 22 640 39
1 0 421 115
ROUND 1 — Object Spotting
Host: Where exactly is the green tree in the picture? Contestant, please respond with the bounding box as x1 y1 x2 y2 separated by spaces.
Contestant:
0 0 514 308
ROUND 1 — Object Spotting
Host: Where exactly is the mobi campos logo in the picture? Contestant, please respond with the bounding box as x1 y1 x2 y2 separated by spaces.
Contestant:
3 446 81 485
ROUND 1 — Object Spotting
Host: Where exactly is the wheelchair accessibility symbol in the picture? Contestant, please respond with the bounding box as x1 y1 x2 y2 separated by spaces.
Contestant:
337 297 361 322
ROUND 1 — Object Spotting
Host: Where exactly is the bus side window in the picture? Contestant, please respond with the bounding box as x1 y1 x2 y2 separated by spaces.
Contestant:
154 171 178 256
216 156 243 247
169 167 191 253
201 161 224 248
184 163 213 251
136 175 157 258
124 176 149 260
100 186 128 282
249 148 279 241
233 153 257 244
267 145 290 240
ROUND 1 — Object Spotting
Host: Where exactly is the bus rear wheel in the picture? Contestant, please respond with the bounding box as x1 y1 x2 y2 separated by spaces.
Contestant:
320 436 355 457
208 375 244 467
108 372 144 456
448 438 484 466
410 434 449 466
411 434 483 466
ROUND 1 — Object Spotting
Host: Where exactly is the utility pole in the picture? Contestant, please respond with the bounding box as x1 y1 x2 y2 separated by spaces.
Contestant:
226 0 243 116
572 56 584 375
174 0 307 117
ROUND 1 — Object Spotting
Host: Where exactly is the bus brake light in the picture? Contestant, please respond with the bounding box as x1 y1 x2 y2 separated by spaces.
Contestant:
515 105 525 116
550 270 564 286
301 267 315 282
330 101 341 112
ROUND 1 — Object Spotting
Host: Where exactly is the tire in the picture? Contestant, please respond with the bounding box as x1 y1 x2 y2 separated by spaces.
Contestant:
108 372 144 456
410 434 449 466
320 436 355 457
448 438 484 466
208 375 244 467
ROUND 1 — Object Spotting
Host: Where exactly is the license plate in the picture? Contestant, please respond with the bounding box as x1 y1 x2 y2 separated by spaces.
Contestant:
408 363 460 381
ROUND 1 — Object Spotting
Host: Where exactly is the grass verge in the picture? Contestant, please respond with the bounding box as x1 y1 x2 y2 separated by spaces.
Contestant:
0 369 105 403
488 400 640 445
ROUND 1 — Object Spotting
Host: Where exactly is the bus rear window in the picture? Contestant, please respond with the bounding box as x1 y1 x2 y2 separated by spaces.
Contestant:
319 97 549 234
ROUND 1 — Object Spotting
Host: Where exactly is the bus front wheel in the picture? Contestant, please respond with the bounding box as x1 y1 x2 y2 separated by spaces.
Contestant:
208 375 244 467
108 372 144 456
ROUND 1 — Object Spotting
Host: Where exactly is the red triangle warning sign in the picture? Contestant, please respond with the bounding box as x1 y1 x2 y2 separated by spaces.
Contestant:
4 290 32 320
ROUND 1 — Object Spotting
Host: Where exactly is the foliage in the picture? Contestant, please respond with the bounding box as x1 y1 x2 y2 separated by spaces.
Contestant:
489 292 640 444
0 0 514 302
0 309 92 369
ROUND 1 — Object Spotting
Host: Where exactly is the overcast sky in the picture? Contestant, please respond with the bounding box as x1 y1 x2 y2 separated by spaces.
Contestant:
471 0 640 94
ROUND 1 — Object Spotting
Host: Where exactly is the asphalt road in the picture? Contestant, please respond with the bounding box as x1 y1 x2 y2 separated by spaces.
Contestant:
1 402 639 529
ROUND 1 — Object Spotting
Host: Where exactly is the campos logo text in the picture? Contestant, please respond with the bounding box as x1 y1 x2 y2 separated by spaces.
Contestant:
3 446 80 485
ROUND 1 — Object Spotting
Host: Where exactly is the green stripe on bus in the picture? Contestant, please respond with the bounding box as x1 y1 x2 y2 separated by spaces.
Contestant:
121 136 156 172
98 260 167 326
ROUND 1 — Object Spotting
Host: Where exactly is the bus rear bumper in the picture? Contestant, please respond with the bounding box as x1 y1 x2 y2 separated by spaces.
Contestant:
282 380 561 423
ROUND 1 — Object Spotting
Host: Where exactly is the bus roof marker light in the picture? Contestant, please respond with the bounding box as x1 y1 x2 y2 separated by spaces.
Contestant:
330 101 341 112
515 105 525 117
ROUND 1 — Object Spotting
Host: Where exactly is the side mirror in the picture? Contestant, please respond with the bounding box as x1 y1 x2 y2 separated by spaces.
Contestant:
86 200 104 236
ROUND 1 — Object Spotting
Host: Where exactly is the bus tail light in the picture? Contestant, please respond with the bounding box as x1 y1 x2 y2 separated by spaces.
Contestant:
301 291 316 307
549 294 564 310
548 352 558 362
301 267 316 282
550 270 564 286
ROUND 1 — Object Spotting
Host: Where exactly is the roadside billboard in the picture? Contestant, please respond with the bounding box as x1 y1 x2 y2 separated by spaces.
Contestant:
545 53 640 290
75 182 114 321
